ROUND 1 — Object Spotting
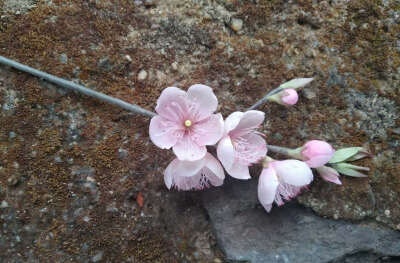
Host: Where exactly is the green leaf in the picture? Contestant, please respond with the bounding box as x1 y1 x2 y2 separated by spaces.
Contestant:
346 151 372 162
331 163 368 177
279 78 314 90
328 147 364 163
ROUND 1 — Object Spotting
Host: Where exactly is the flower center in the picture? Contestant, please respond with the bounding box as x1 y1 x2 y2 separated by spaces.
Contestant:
184 120 192 127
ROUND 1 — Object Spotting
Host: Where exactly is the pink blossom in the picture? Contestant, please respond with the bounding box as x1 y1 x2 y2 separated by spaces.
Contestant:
316 166 342 185
281 88 298 105
301 140 335 168
217 110 267 179
164 153 225 191
149 85 224 161
258 160 313 212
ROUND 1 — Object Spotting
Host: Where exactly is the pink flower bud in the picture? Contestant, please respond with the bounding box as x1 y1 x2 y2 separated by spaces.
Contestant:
281 88 298 105
301 140 335 168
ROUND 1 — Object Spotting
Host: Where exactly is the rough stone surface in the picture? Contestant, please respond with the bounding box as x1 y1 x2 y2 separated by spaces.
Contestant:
2 0 36 14
0 0 400 262
202 178 400 263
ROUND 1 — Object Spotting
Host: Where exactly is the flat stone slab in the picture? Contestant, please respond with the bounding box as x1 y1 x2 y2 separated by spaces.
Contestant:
202 178 400 263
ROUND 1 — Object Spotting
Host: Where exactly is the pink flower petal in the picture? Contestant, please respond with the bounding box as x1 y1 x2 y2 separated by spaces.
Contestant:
164 158 205 189
155 87 188 122
173 173 203 191
164 158 179 189
224 112 244 134
174 158 206 178
164 155 223 191
258 167 279 212
231 110 264 137
272 160 313 186
237 133 267 163
149 116 183 149
173 135 207 161
187 84 218 121
192 113 224 146
316 166 342 185
200 167 223 187
204 153 225 181
225 162 251 180
217 136 235 170
276 182 302 203
305 155 333 168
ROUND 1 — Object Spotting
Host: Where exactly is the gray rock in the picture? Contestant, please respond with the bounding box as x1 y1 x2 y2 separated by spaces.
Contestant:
202 178 400 263
344 89 399 140
3 0 37 15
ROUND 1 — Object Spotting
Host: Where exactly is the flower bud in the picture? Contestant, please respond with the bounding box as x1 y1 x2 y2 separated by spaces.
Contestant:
300 140 335 168
268 88 299 106
281 88 298 105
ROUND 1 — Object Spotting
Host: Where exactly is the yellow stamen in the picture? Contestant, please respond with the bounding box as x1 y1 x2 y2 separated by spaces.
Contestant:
184 120 192 127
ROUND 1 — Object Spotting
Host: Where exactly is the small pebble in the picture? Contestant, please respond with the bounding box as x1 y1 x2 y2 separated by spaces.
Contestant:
54 156 62 163
303 88 316 99
118 148 128 159
7 174 20 186
144 0 155 7
92 251 103 262
1 200 9 208
125 55 132 62
138 69 148 80
231 18 243 32
9 131 16 139
59 53 68 64
384 210 390 217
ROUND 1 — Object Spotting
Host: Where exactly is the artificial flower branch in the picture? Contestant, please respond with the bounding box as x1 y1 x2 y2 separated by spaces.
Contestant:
0 56 371 213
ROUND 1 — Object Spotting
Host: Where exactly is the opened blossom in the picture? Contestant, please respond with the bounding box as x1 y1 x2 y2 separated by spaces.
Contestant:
149 85 224 161
258 159 313 212
217 110 267 179
164 153 225 191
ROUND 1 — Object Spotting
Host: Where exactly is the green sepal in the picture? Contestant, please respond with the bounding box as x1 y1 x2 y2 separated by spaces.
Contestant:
328 147 364 163
331 163 369 177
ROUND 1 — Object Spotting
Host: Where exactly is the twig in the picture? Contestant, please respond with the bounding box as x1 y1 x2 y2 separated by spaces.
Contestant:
0 56 156 118
247 86 285 110
267 144 293 156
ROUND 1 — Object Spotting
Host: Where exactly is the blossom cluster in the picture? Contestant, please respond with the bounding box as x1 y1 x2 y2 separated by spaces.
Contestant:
149 82 371 212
